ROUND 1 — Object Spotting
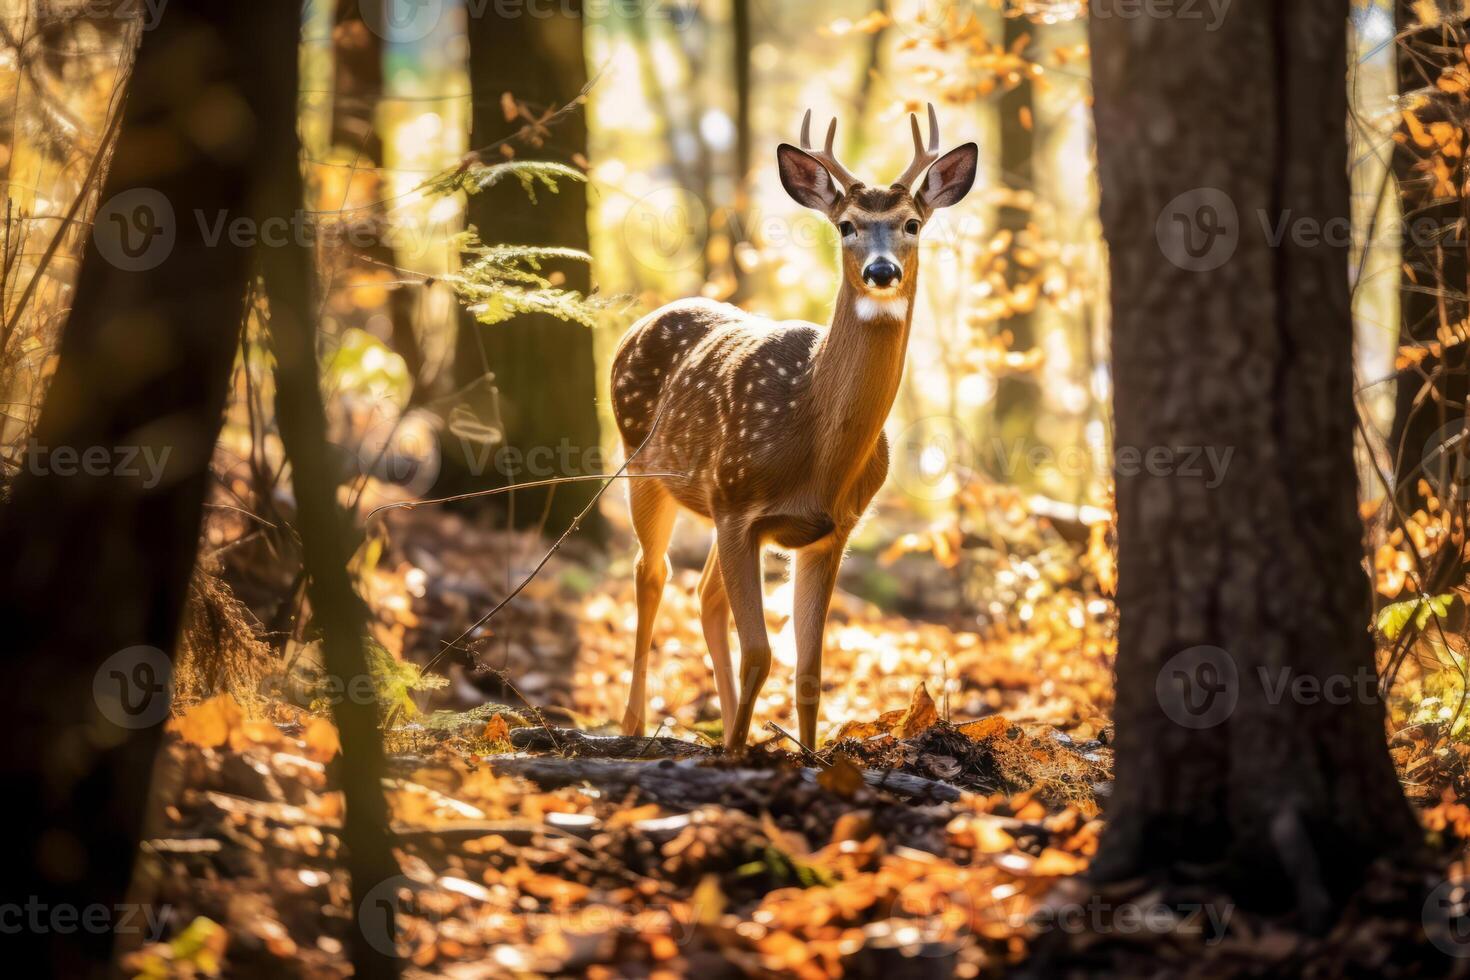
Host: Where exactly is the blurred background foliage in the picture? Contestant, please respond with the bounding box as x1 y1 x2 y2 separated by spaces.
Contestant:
0 0 1403 523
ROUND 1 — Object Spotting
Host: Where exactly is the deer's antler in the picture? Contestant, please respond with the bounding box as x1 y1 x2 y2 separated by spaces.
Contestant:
893 102 940 190
799 109 861 192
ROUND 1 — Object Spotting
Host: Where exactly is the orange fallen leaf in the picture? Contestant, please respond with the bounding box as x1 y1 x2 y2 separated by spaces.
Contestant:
834 717 887 740
817 754 865 798
1032 847 1089 877
956 716 1011 742
893 683 939 738
482 714 510 746
607 802 662 829
831 811 874 844
170 693 242 749
521 873 590 906
302 717 340 763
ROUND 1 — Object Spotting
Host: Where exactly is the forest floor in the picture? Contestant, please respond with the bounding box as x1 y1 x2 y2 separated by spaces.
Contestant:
125 504 1470 978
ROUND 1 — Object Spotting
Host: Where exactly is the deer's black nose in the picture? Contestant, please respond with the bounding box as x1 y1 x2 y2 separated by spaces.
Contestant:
862 259 901 288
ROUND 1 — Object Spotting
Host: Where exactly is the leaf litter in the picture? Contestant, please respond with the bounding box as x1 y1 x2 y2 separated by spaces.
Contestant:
129 503 1470 977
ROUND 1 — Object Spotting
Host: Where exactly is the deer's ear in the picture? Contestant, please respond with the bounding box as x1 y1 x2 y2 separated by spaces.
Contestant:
916 142 978 214
777 144 840 212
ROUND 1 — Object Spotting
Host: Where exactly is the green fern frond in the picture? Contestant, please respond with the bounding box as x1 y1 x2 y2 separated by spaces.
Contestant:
459 284 601 328
427 160 585 204
422 165 601 329
462 242 593 266
443 233 601 328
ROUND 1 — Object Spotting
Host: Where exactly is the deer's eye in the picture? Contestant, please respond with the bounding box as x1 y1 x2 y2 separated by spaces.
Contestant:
838 220 857 238
904 219 921 235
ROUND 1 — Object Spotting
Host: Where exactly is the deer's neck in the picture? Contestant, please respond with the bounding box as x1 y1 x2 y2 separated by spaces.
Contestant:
809 279 915 500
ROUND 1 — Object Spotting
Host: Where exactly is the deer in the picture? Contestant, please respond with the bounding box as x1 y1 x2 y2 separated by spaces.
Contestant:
611 105 977 751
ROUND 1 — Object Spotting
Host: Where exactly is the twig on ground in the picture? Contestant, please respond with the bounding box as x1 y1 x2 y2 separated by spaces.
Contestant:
426 398 677 670
764 721 829 767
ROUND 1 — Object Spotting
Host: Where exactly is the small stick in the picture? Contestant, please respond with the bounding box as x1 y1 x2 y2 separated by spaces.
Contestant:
362 471 687 528
764 720 828 767
426 399 676 670
638 719 669 758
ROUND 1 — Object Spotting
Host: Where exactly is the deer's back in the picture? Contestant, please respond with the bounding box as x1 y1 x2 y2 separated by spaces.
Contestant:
612 298 823 520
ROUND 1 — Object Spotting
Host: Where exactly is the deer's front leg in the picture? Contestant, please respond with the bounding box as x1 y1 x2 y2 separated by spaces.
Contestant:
715 521 769 750
623 482 676 736
794 539 844 749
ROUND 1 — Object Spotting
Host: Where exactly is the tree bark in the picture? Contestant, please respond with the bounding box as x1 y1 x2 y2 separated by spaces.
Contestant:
451 1 604 540
0 3 304 974
1089 0 1418 919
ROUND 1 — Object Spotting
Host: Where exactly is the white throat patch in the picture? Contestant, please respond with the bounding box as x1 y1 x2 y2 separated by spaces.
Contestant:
854 295 909 322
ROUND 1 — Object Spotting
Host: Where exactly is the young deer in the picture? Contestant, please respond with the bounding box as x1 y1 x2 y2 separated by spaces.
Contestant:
612 105 977 750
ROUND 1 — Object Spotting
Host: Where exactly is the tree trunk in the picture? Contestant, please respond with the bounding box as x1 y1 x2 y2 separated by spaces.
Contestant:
259 7 402 978
729 0 753 302
1089 0 1418 919
0 2 299 973
327 0 423 381
452 1 604 539
1389 1 1469 520
991 11 1038 458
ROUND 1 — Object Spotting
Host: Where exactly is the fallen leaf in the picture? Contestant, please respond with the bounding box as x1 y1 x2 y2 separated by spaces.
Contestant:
957 716 1011 742
170 694 243 749
816 754 865 798
830 719 888 742
302 717 340 762
690 874 726 925
831 811 874 844
1032 847 1089 877
893 683 939 738
482 714 510 746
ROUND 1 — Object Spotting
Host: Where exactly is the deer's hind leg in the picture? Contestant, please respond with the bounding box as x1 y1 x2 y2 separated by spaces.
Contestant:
623 480 677 736
698 542 738 734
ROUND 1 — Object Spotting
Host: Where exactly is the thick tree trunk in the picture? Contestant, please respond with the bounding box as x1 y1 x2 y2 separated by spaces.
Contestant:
0 3 293 973
1089 1 1418 917
452 1 604 539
